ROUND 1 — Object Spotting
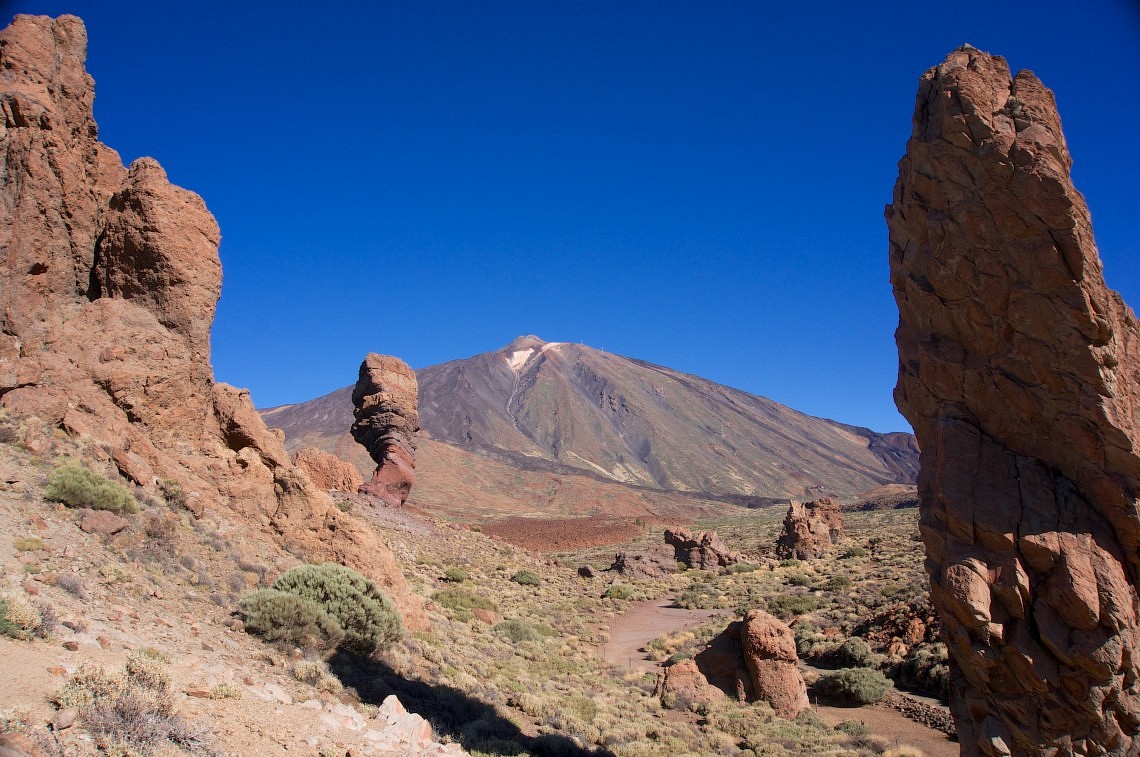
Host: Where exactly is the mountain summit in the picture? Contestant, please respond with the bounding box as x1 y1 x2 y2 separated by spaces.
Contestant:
265 338 917 502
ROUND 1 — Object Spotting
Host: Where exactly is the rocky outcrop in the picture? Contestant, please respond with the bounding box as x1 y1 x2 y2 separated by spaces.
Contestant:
609 544 675 579
350 354 419 507
292 447 364 493
664 528 742 570
659 611 808 719
888 46 1140 755
739 610 810 719
0 15 424 629
774 499 844 560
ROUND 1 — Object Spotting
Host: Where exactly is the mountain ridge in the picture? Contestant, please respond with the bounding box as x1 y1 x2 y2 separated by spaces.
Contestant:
262 336 918 503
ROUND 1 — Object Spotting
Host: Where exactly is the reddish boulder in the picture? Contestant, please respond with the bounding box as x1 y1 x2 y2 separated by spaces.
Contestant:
350 354 419 507
292 447 364 493
78 509 129 536
774 498 844 560
660 612 808 719
739 609 810 719
889 46 1140 754
655 659 725 710
609 546 675 579
664 528 742 570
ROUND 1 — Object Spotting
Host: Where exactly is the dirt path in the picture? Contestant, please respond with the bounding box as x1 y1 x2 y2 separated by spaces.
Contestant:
603 599 726 672
605 600 958 756
813 702 957 757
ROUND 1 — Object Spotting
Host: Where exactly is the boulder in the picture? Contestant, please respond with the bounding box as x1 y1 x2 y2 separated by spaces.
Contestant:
739 609 810 719
774 498 844 560
350 354 419 507
609 546 675 579
654 659 725 710
659 612 809 719
888 45 1140 754
664 528 742 570
78 509 129 535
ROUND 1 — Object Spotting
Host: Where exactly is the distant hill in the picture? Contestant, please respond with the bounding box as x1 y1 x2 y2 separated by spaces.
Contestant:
262 336 917 505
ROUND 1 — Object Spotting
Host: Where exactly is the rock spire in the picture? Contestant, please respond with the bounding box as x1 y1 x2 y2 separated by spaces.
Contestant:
351 353 420 506
888 46 1140 754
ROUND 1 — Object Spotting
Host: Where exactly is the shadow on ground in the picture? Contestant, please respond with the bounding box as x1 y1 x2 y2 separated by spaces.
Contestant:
328 650 616 757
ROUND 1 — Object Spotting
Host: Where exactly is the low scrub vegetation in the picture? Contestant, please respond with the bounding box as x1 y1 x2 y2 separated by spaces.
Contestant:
44 463 139 514
241 563 402 655
51 654 210 754
814 667 893 705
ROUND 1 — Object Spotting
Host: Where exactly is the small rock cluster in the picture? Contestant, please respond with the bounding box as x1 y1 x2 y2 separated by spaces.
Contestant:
664 528 742 570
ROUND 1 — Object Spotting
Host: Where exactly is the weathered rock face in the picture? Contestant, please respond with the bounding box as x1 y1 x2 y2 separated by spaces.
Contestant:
888 46 1140 755
664 528 742 570
659 612 808 719
292 447 364 493
350 354 419 507
0 15 425 630
774 498 844 560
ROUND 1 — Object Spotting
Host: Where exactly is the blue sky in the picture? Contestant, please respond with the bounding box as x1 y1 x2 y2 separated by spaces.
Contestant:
5 1 1138 433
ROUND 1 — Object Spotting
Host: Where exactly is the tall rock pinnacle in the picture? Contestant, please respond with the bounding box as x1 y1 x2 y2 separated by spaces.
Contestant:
351 353 420 507
888 46 1140 754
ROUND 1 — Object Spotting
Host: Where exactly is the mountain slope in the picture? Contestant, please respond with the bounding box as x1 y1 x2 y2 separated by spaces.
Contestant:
263 336 917 502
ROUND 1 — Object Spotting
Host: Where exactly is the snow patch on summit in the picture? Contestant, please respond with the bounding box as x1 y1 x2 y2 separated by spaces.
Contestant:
506 349 534 372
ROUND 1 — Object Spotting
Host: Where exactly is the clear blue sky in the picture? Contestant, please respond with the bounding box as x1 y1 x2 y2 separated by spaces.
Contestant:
5 1 1138 433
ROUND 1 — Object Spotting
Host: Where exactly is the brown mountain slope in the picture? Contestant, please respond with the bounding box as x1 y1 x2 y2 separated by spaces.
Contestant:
263 336 917 502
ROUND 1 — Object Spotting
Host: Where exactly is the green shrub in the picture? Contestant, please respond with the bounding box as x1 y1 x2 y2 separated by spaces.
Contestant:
239 589 344 650
44 463 138 514
270 564 403 654
786 572 812 587
442 567 468 583
432 587 498 612
493 619 550 643
898 643 950 698
841 546 867 559
768 593 820 618
603 584 635 600
821 575 851 591
724 562 759 574
814 667 892 705
826 637 879 669
510 570 541 587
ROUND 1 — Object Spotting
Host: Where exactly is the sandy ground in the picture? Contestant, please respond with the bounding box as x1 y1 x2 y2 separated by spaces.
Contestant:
603 600 727 672
604 599 958 756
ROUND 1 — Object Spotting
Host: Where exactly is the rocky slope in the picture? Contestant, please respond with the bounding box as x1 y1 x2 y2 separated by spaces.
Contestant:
889 46 1140 754
0 14 422 628
264 336 919 506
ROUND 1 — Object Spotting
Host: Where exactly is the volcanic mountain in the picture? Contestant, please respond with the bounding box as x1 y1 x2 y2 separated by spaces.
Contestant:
263 336 917 504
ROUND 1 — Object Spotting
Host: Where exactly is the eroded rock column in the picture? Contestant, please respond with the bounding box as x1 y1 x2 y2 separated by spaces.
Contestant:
888 46 1140 755
351 353 419 506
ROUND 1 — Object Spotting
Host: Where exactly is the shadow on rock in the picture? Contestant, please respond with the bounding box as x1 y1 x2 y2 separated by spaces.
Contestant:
327 650 615 757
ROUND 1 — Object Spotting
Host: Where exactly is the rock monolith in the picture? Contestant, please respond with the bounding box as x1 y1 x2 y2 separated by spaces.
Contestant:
774 499 844 560
351 354 419 506
888 45 1140 755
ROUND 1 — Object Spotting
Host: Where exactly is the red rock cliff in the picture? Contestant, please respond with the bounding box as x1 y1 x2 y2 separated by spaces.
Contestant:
0 15 424 629
888 46 1140 755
